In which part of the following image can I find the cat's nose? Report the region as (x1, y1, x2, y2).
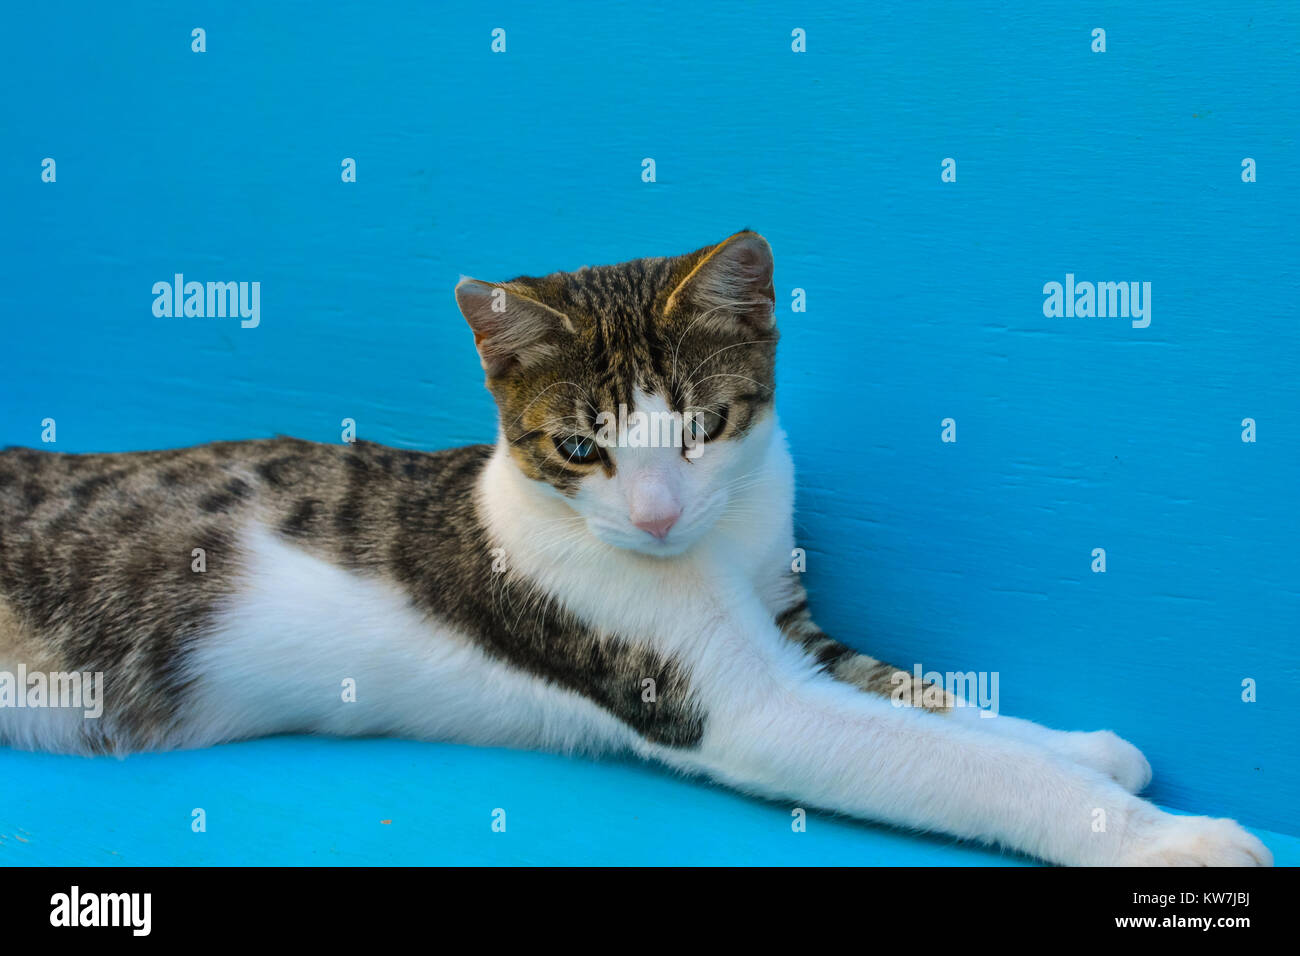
(632, 511, 680, 540)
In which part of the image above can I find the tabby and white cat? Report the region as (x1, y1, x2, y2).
(0, 231, 1270, 866)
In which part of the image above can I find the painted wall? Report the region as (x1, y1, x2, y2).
(2, 2, 1296, 835)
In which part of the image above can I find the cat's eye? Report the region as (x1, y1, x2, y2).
(554, 433, 601, 465)
(685, 406, 728, 444)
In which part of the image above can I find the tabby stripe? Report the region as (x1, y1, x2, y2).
(775, 600, 809, 630)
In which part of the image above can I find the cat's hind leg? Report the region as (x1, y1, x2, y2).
(0, 595, 109, 754)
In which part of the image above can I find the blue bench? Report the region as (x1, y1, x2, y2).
(3, 736, 1296, 865)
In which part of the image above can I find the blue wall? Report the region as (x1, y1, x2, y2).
(2, 2, 1296, 835)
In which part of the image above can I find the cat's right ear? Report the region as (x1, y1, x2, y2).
(454, 278, 575, 378)
(663, 231, 776, 334)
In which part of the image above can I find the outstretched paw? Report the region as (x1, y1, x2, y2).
(1068, 730, 1152, 793)
(1120, 815, 1273, 867)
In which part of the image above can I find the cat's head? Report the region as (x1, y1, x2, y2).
(455, 230, 779, 557)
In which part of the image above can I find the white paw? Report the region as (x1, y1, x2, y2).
(1120, 815, 1273, 867)
(1069, 730, 1152, 793)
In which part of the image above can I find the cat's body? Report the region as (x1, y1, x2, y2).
(0, 232, 1271, 866)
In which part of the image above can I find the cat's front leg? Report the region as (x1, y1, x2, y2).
(660, 599, 1268, 867)
(946, 707, 1153, 795)
(693, 679, 1265, 865)
(771, 578, 955, 713)
(770, 575, 1151, 793)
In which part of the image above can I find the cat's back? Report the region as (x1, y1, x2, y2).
(0, 437, 330, 523)
(0, 436, 485, 532)
(0, 435, 494, 593)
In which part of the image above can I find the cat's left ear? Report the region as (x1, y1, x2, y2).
(664, 230, 775, 333)
(455, 278, 575, 378)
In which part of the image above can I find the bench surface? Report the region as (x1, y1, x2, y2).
(2, 736, 1296, 866)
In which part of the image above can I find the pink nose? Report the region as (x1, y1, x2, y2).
(633, 512, 680, 540)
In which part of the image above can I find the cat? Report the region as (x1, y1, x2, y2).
(0, 231, 1271, 866)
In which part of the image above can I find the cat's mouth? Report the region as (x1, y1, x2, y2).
(585, 516, 703, 558)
